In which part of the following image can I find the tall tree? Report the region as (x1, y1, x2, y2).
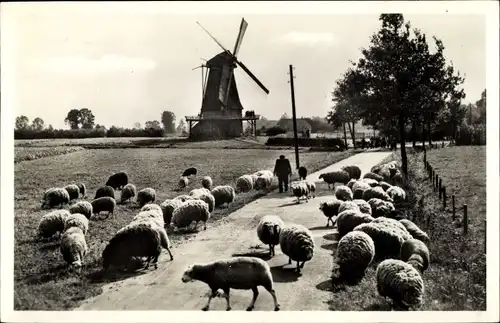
(79, 108, 96, 129)
(32, 117, 45, 131)
(15, 115, 29, 130)
(65, 109, 81, 129)
(176, 119, 187, 133)
(133, 122, 142, 129)
(161, 111, 176, 133)
(145, 120, 161, 129)
(474, 89, 486, 124)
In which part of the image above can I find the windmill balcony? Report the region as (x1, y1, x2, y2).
(185, 114, 260, 121)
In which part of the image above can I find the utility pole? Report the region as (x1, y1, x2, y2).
(288, 64, 300, 170)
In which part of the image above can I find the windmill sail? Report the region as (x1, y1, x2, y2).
(218, 64, 231, 109)
(233, 19, 248, 57)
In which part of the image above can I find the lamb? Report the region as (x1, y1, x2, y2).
(105, 171, 129, 190)
(37, 209, 70, 239)
(160, 198, 184, 227)
(400, 238, 430, 273)
(182, 167, 197, 177)
(335, 185, 353, 201)
(201, 176, 213, 190)
(69, 201, 93, 220)
(181, 257, 280, 311)
(120, 183, 137, 204)
(211, 185, 235, 208)
(76, 182, 87, 198)
(94, 186, 116, 200)
(235, 175, 254, 194)
(171, 199, 211, 231)
(353, 199, 372, 215)
(190, 190, 215, 213)
(64, 184, 80, 201)
(399, 219, 430, 244)
(368, 198, 396, 218)
(363, 172, 384, 182)
(91, 196, 116, 219)
(352, 181, 371, 199)
(178, 176, 189, 190)
(376, 259, 425, 310)
(298, 166, 308, 180)
(174, 194, 192, 202)
(362, 186, 393, 203)
(341, 165, 362, 180)
(338, 201, 361, 214)
(336, 209, 374, 238)
(319, 199, 342, 227)
(291, 181, 309, 204)
(60, 227, 87, 270)
(306, 181, 316, 198)
(256, 215, 285, 256)
(253, 171, 274, 192)
(63, 213, 89, 235)
(318, 170, 350, 189)
(387, 186, 406, 203)
(137, 187, 156, 207)
(279, 224, 315, 273)
(334, 231, 376, 283)
(41, 187, 70, 209)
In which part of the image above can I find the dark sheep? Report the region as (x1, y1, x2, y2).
(182, 167, 197, 177)
(94, 186, 116, 200)
(105, 172, 129, 190)
(298, 166, 308, 180)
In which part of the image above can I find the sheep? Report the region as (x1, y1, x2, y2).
(189, 188, 211, 197)
(318, 170, 350, 189)
(181, 257, 280, 311)
(120, 183, 137, 204)
(370, 164, 383, 174)
(124, 220, 174, 262)
(376, 259, 425, 310)
(387, 186, 406, 203)
(341, 165, 362, 180)
(64, 184, 80, 201)
(160, 198, 184, 227)
(319, 199, 342, 227)
(37, 209, 70, 239)
(60, 227, 87, 270)
(363, 172, 384, 182)
(368, 198, 396, 218)
(94, 186, 116, 200)
(362, 186, 393, 202)
(399, 219, 430, 244)
(336, 210, 374, 238)
(211, 185, 235, 208)
(392, 171, 404, 186)
(306, 181, 316, 198)
(257, 215, 285, 256)
(298, 166, 308, 180)
(378, 181, 393, 191)
(335, 185, 353, 201)
(69, 201, 93, 220)
(279, 224, 315, 274)
(174, 194, 192, 202)
(235, 175, 254, 194)
(137, 187, 156, 207)
(182, 167, 197, 177)
(41, 187, 70, 209)
(178, 176, 189, 190)
(378, 166, 393, 182)
(190, 191, 215, 213)
(334, 231, 375, 283)
(91, 196, 116, 219)
(347, 179, 357, 190)
(140, 203, 163, 218)
(291, 181, 309, 204)
(362, 178, 380, 187)
(401, 238, 430, 273)
(253, 171, 274, 192)
(352, 181, 371, 199)
(105, 171, 129, 190)
(171, 199, 210, 231)
(338, 201, 361, 214)
(132, 209, 164, 228)
(253, 170, 273, 178)
(76, 182, 87, 198)
(63, 213, 89, 235)
(353, 199, 372, 215)
(201, 176, 213, 190)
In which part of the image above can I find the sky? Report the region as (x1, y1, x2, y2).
(3, 2, 488, 129)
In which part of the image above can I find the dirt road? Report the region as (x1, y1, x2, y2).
(76, 151, 392, 311)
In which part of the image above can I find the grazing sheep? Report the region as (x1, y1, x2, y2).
(399, 219, 430, 244)
(306, 181, 316, 198)
(341, 165, 362, 180)
(318, 170, 350, 189)
(189, 188, 211, 197)
(94, 186, 116, 200)
(335, 231, 375, 283)
(257, 215, 285, 256)
(37, 209, 70, 239)
(60, 227, 87, 270)
(64, 184, 80, 201)
(201, 176, 213, 190)
(338, 201, 361, 214)
(171, 199, 211, 231)
(253, 171, 274, 192)
(336, 210, 374, 238)
(181, 257, 280, 311)
(64, 213, 89, 235)
(298, 166, 308, 180)
(120, 183, 137, 204)
(353, 199, 372, 215)
(91, 197, 116, 219)
(211, 185, 235, 208)
(378, 181, 393, 191)
(387, 186, 406, 203)
(362, 178, 380, 187)
(182, 167, 197, 177)
(160, 198, 184, 227)
(376, 259, 425, 309)
(178, 176, 189, 190)
(368, 198, 396, 218)
(69, 201, 93, 220)
(76, 182, 86, 198)
(363, 172, 384, 182)
(253, 170, 273, 178)
(141, 203, 163, 217)
(105, 171, 129, 190)
(401, 238, 430, 273)
(319, 199, 342, 227)
(190, 192, 215, 213)
(291, 181, 309, 204)
(352, 181, 371, 199)
(137, 187, 156, 207)
(335, 185, 353, 201)
(125, 220, 174, 261)
(362, 186, 393, 202)
(174, 194, 192, 202)
(235, 175, 254, 194)
(41, 187, 70, 209)
(279, 224, 315, 274)
(132, 209, 164, 228)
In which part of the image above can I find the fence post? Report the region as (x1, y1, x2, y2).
(484, 219, 487, 254)
(438, 179, 442, 198)
(463, 204, 468, 235)
(452, 195, 456, 220)
(443, 187, 447, 209)
(424, 150, 426, 164)
(435, 174, 438, 191)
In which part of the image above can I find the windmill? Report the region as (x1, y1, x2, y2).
(185, 18, 269, 139)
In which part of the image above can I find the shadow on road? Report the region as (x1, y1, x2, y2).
(277, 201, 301, 208)
(320, 242, 337, 252)
(315, 279, 334, 292)
(270, 265, 300, 283)
(307, 225, 329, 231)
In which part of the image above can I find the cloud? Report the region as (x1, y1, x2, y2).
(39, 54, 156, 74)
(275, 31, 336, 46)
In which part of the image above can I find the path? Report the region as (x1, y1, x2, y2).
(77, 151, 392, 311)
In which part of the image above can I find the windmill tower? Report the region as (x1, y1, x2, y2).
(185, 18, 269, 140)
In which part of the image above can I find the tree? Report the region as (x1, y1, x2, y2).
(65, 109, 81, 129)
(32, 117, 45, 131)
(474, 89, 486, 124)
(133, 122, 142, 129)
(15, 115, 29, 130)
(161, 111, 176, 133)
(79, 108, 95, 129)
(145, 120, 161, 129)
(176, 119, 187, 133)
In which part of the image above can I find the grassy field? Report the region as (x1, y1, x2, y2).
(322, 146, 486, 311)
(14, 147, 355, 310)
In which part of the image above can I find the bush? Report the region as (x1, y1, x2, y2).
(265, 137, 347, 150)
(265, 126, 287, 137)
(455, 123, 486, 146)
(14, 127, 164, 140)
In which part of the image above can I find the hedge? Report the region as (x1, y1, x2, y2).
(265, 137, 347, 150)
(14, 127, 164, 140)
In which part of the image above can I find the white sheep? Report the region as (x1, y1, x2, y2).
(363, 172, 384, 182)
(399, 219, 430, 244)
(174, 194, 192, 202)
(318, 170, 350, 189)
(123, 220, 173, 261)
(37, 209, 70, 239)
(362, 178, 380, 187)
(319, 199, 343, 227)
(386, 186, 406, 203)
(63, 213, 89, 235)
(400, 238, 430, 273)
(201, 176, 213, 190)
(353, 199, 372, 215)
(76, 182, 87, 198)
(338, 201, 361, 214)
(171, 199, 211, 231)
(64, 184, 80, 201)
(41, 187, 70, 209)
(137, 188, 156, 207)
(91, 196, 116, 219)
(335, 185, 353, 201)
(362, 186, 393, 202)
(291, 181, 309, 204)
(336, 209, 374, 238)
(120, 183, 137, 204)
(160, 198, 184, 227)
(279, 224, 315, 274)
(253, 171, 274, 192)
(190, 191, 215, 213)
(378, 181, 393, 191)
(69, 201, 93, 220)
(189, 188, 211, 197)
(334, 231, 375, 283)
(181, 257, 280, 311)
(132, 209, 164, 228)
(235, 175, 254, 194)
(178, 176, 189, 190)
(60, 226, 87, 270)
(347, 179, 357, 190)
(141, 203, 163, 217)
(211, 185, 235, 208)
(306, 181, 316, 198)
(352, 181, 371, 199)
(368, 198, 396, 218)
(257, 215, 285, 256)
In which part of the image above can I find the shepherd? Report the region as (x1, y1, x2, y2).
(273, 155, 292, 193)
